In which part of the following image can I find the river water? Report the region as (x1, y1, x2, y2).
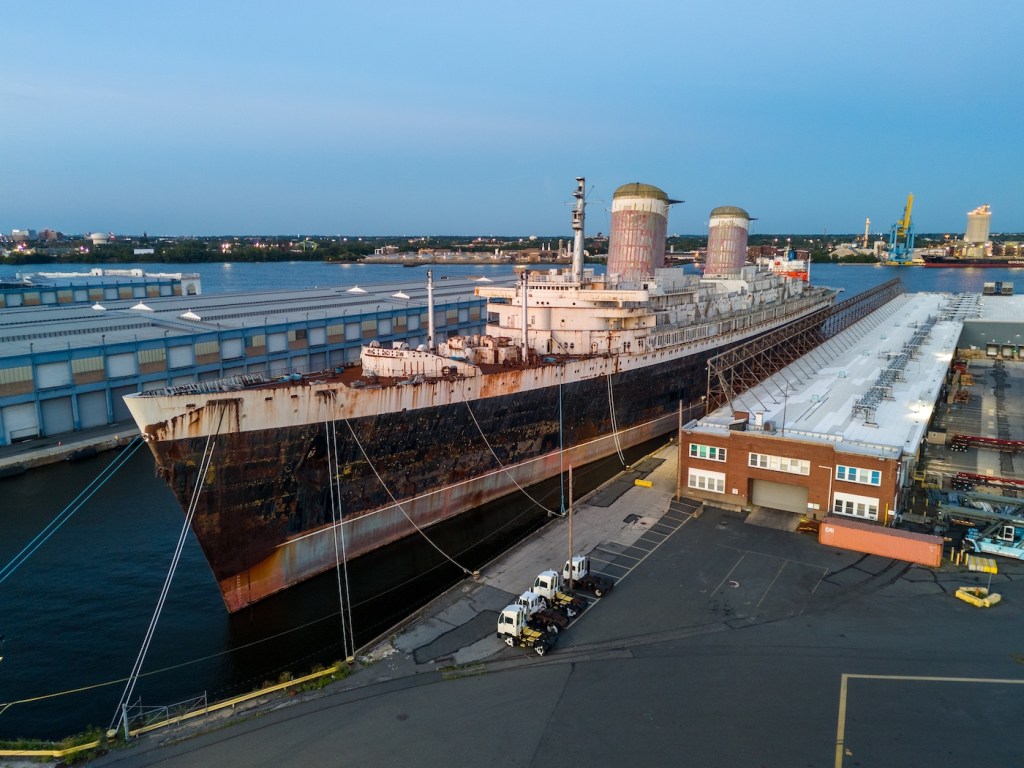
(0, 261, 1020, 739)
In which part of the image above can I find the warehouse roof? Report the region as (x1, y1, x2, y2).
(687, 292, 971, 459)
(0, 275, 511, 357)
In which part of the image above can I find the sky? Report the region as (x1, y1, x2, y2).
(3, 1, 1023, 237)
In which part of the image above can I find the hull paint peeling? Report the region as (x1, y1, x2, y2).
(125, 178, 837, 612)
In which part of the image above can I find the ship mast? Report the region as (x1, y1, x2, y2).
(520, 269, 529, 360)
(571, 176, 585, 281)
(427, 269, 435, 350)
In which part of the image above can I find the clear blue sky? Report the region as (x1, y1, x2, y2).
(4, 1, 1022, 237)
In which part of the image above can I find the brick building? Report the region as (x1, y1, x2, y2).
(678, 292, 963, 526)
(680, 421, 902, 523)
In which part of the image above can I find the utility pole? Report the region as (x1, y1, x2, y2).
(567, 465, 574, 592)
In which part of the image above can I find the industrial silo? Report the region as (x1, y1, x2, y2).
(703, 206, 751, 278)
(965, 204, 991, 244)
(607, 182, 674, 282)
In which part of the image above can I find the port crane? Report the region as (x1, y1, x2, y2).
(886, 194, 915, 265)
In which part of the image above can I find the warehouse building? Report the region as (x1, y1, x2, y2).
(0, 274, 501, 446)
(678, 291, 979, 524)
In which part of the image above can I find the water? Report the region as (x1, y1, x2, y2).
(6, 259, 1021, 297)
(0, 260, 1017, 739)
(3, 260, 544, 295)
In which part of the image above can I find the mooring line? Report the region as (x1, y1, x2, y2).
(343, 419, 471, 576)
(0, 437, 144, 586)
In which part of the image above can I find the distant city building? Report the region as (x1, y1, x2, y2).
(134, 248, 156, 256)
(89, 232, 110, 246)
(11, 229, 37, 242)
(966, 204, 992, 245)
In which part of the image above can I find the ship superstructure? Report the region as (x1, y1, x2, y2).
(124, 178, 837, 612)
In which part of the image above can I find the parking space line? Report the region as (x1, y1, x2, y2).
(715, 542, 833, 574)
(660, 514, 690, 525)
(592, 551, 643, 563)
(592, 560, 632, 572)
(644, 527, 671, 537)
(710, 553, 746, 598)
(581, 506, 698, 593)
(834, 673, 1024, 768)
(756, 560, 786, 608)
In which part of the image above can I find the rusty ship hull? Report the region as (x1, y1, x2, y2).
(125, 176, 837, 613)
(128, 295, 829, 612)
(146, 355, 705, 611)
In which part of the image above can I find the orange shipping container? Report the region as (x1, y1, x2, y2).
(818, 516, 943, 567)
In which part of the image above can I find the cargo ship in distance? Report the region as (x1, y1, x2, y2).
(922, 205, 1024, 267)
(922, 253, 1024, 268)
(124, 179, 838, 612)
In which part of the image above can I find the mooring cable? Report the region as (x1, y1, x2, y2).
(463, 398, 562, 517)
(0, 437, 144, 586)
(329, 420, 357, 659)
(110, 409, 224, 733)
(322, 411, 355, 661)
(606, 370, 626, 464)
(343, 419, 472, 576)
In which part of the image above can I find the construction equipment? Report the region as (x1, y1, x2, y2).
(963, 522, 1024, 560)
(885, 194, 916, 265)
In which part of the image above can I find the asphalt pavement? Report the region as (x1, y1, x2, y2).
(82, 441, 1024, 768)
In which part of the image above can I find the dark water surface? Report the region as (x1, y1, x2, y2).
(0, 261, 1018, 738)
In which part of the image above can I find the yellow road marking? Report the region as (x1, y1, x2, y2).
(835, 673, 1024, 768)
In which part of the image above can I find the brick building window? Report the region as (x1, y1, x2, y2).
(748, 452, 810, 476)
(832, 491, 880, 521)
(689, 443, 727, 462)
(836, 465, 882, 486)
(688, 469, 725, 493)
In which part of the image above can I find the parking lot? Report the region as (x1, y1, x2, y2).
(92, 472, 1024, 768)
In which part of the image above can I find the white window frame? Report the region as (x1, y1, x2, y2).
(832, 491, 880, 521)
(689, 443, 727, 462)
(748, 452, 810, 476)
(688, 468, 726, 494)
(836, 464, 882, 486)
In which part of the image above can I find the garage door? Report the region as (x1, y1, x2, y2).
(111, 385, 136, 422)
(41, 397, 74, 436)
(751, 479, 808, 515)
(78, 390, 108, 428)
(3, 402, 38, 442)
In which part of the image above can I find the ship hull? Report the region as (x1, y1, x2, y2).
(131, 293, 833, 612)
(143, 349, 715, 611)
(923, 256, 1024, 268)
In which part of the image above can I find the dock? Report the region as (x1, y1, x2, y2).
(75, 437, 1024, 768)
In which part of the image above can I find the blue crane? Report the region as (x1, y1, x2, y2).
(886, 194, 915, 265)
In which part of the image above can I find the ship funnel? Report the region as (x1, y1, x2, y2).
(703, 206, 751, 278)
(607, 182, 674, 283)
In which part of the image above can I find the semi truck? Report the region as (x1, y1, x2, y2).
(514, 591, 570, 632)
(532, 570, 587, 617)
(563, 555, 615, 597)
(496, 604, 556, 656)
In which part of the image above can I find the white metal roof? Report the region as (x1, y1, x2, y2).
(689, 292, 971, 459)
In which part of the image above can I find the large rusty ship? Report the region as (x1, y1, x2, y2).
(124, 179, 837, 612)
